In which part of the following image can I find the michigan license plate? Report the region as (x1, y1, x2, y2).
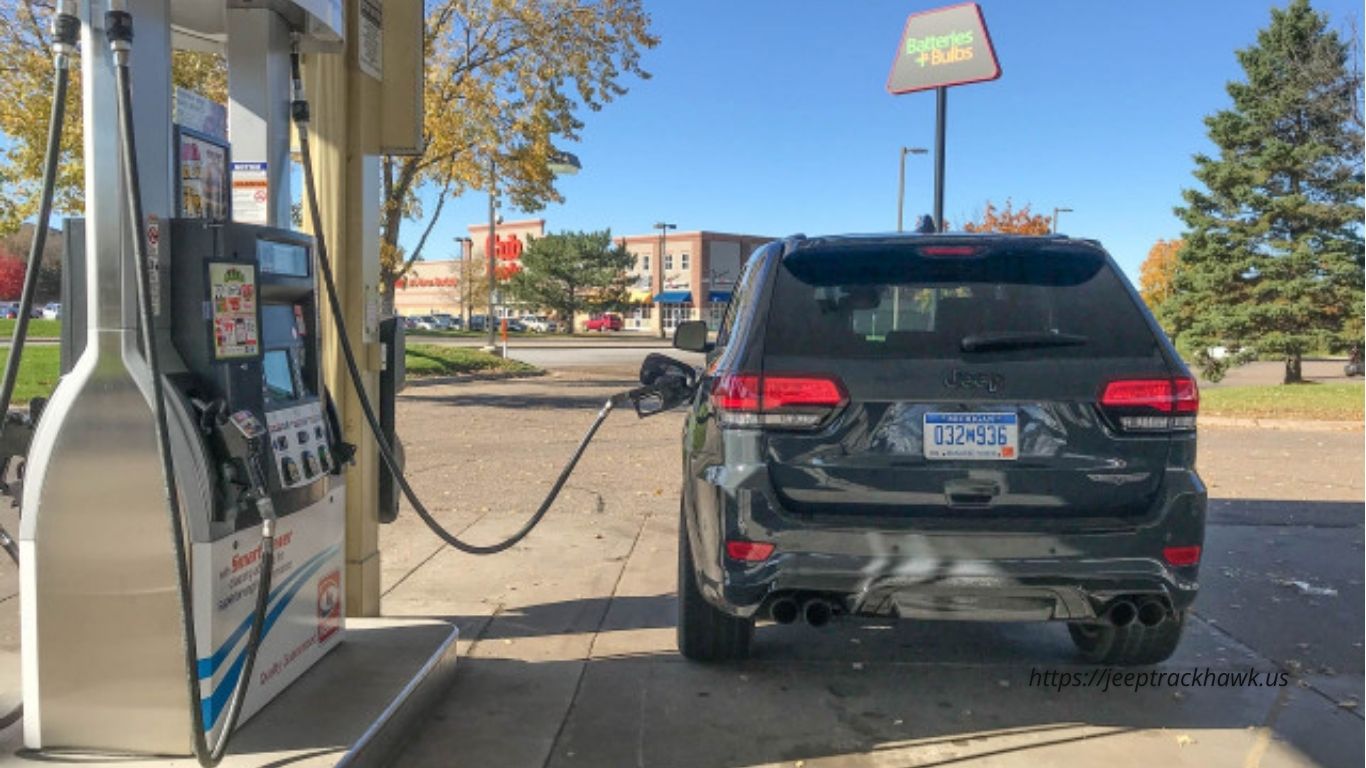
(924, 413, 1018, 460)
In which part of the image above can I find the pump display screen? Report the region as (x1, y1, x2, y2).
(258, 239, 310, 277)
(263, 349, 296, 400)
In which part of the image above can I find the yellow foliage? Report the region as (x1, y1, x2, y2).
(1139, 238, 1183, 308)
(0, 2, 228, 233)
(380, 0, 657, 294)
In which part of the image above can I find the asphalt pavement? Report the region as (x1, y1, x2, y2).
(379, 367, 1365, 768)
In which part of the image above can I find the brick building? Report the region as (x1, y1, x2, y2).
(391, 219, 773, 334)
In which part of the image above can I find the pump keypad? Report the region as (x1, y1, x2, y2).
(266, 403, 331, 489)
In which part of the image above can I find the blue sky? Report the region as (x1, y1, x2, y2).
(406, 0, 1363, 280)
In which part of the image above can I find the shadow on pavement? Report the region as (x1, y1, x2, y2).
(399, 606, 1363, 768)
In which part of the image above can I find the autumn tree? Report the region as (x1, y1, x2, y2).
(506, 230, 633, 331)
(1170, 0, 1363, 384)
(448, 245, 490, 325)
(0, 257, 27, 301)
(1138, 238, 1183, 310)
(961, 199, 1053, 235)
(0, 1, 227, 234)
(379, 1, 657, 314)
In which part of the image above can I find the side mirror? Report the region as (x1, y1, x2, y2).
(673, 320, 712, 353)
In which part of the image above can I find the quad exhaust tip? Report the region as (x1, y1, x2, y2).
(770, 597, 799, 625)
(1137, 597, 1169, 627)
(1105, 599, 1137, 628)
(802, 598, 833, 628)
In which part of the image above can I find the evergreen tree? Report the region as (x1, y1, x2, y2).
(507, 231, 634, 332)
(1170, 0, 1363, 383)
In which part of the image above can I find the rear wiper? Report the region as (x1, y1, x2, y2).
(960, 331, 1088, 353)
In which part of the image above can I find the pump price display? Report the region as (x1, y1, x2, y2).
(209, 262, 260, 359)
(886, 3, 1001, 95)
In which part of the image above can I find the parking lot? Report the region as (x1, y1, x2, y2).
(378, 364, 1364, 768)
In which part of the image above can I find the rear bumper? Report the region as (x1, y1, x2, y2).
(689, 465, 1206, 622)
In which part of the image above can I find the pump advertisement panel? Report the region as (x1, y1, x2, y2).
(192, 490, 346, 735)
(886, 2, 1001, 94)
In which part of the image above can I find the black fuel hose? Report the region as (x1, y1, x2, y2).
(107, 6, 273, 765)
(0, 2, 79, 569)
(290, 45, 651, 555)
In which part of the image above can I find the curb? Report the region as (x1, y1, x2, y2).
(402, 369, 547, 388)
(1200, 415, 1363, 431)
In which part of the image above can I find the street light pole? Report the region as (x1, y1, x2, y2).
(654, 221, 676, 339)
(1052, 206, 1074, 234)
(460, 237, 473, 328)
(485, 157, 499, 352)
(897, 146, 928, 232)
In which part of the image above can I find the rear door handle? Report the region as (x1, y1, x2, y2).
(945, 478, 1000, 506)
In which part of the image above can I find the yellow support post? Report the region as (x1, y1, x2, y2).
(301, 1, 423, 617)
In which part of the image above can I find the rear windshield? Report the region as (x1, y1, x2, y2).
(765, 246, 1158, 359)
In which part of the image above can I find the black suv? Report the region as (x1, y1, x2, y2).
(663, 233, 1205, 665)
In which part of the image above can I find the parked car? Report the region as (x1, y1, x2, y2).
(662, 233, 1204, 666)
(468, 315, 488, 332)
(585, 313, 623, 332)
(402, 316, 418, 330)
(41, 303, 60, 320)
(0, 303, 17, 320)
(408, 315, 438, 331)
(429, 313, 458, 330)
(519, 315, 557, 333)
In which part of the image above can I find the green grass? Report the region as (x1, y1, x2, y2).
(1202, 382, 1364, 421)
(0, 344, 534, 408)
(0, 319, 62, 339)
(404, 344, 539, 377)
(0, 346, 62, 404)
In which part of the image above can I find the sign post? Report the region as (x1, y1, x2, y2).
(886, 3, 1001, 231)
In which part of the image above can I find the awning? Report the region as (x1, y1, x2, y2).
(654, 291, 692, 304)
(707, 290, 732, 303)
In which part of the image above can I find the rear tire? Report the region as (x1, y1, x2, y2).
(677, 508, 753, 662)
(1068, 609, 1186, 666)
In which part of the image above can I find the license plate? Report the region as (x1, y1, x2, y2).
(924, 412, 1018, 461)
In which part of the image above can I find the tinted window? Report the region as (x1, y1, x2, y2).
(715, 247, 766, 349)
(765, 246, 1157, 359)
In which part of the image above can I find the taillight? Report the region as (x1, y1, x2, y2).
(1099, 377, 1199, 432)
(725, 540, 775, 562)
(712, 373, 847, 429)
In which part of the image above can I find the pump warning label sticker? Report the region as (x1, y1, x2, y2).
(209, 262, 259, 359)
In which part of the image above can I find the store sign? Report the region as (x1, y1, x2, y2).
(886, 3, 1000, 94)
(487, 234, 524, 260)
(396, 276, 458, 290)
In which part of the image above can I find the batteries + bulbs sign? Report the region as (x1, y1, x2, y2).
(886, 3, 1000, 94)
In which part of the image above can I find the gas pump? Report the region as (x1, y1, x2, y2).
(15, 0, 349, 760)
(5, 0, 694, 763)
